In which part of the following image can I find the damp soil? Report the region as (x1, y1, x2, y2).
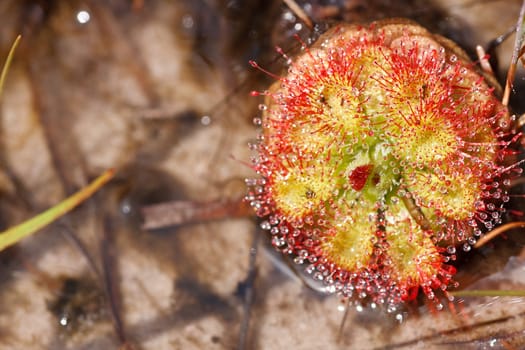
(0, 1, 524, 349)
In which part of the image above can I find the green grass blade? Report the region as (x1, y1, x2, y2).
(0, 168, 115, 251)
(451, 289, 525, 298)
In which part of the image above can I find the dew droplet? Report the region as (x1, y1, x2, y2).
(260, 221, 271, 230)
(76, 10, 91, 24)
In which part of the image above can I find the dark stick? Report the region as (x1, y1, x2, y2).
(238, 227, 260, 350)
(101, 216, 135, 349)
(59, 224, 102, 280)
(141, 197, 252, 230)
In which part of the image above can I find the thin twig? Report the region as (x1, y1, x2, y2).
(282, 0, 314, 30)
(238, 228, 260, 350)
(141, 197, 252, 230)
(101, 216, 136, 349)
(502, 0, 525, 106)
(474, 221, 525, 248)
(59, 225, 101, 280)
(485, 25, 516, 54)
(337, 298, 352, 343)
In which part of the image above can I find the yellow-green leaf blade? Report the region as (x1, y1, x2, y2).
(0, 168, 115, 251)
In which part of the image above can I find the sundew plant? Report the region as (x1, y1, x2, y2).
(247, 18, 522, 311)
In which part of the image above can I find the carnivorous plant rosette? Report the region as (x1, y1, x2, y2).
(246, 19, 518, 310)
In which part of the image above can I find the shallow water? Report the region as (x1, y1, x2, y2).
(0, 1, 524, 349)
